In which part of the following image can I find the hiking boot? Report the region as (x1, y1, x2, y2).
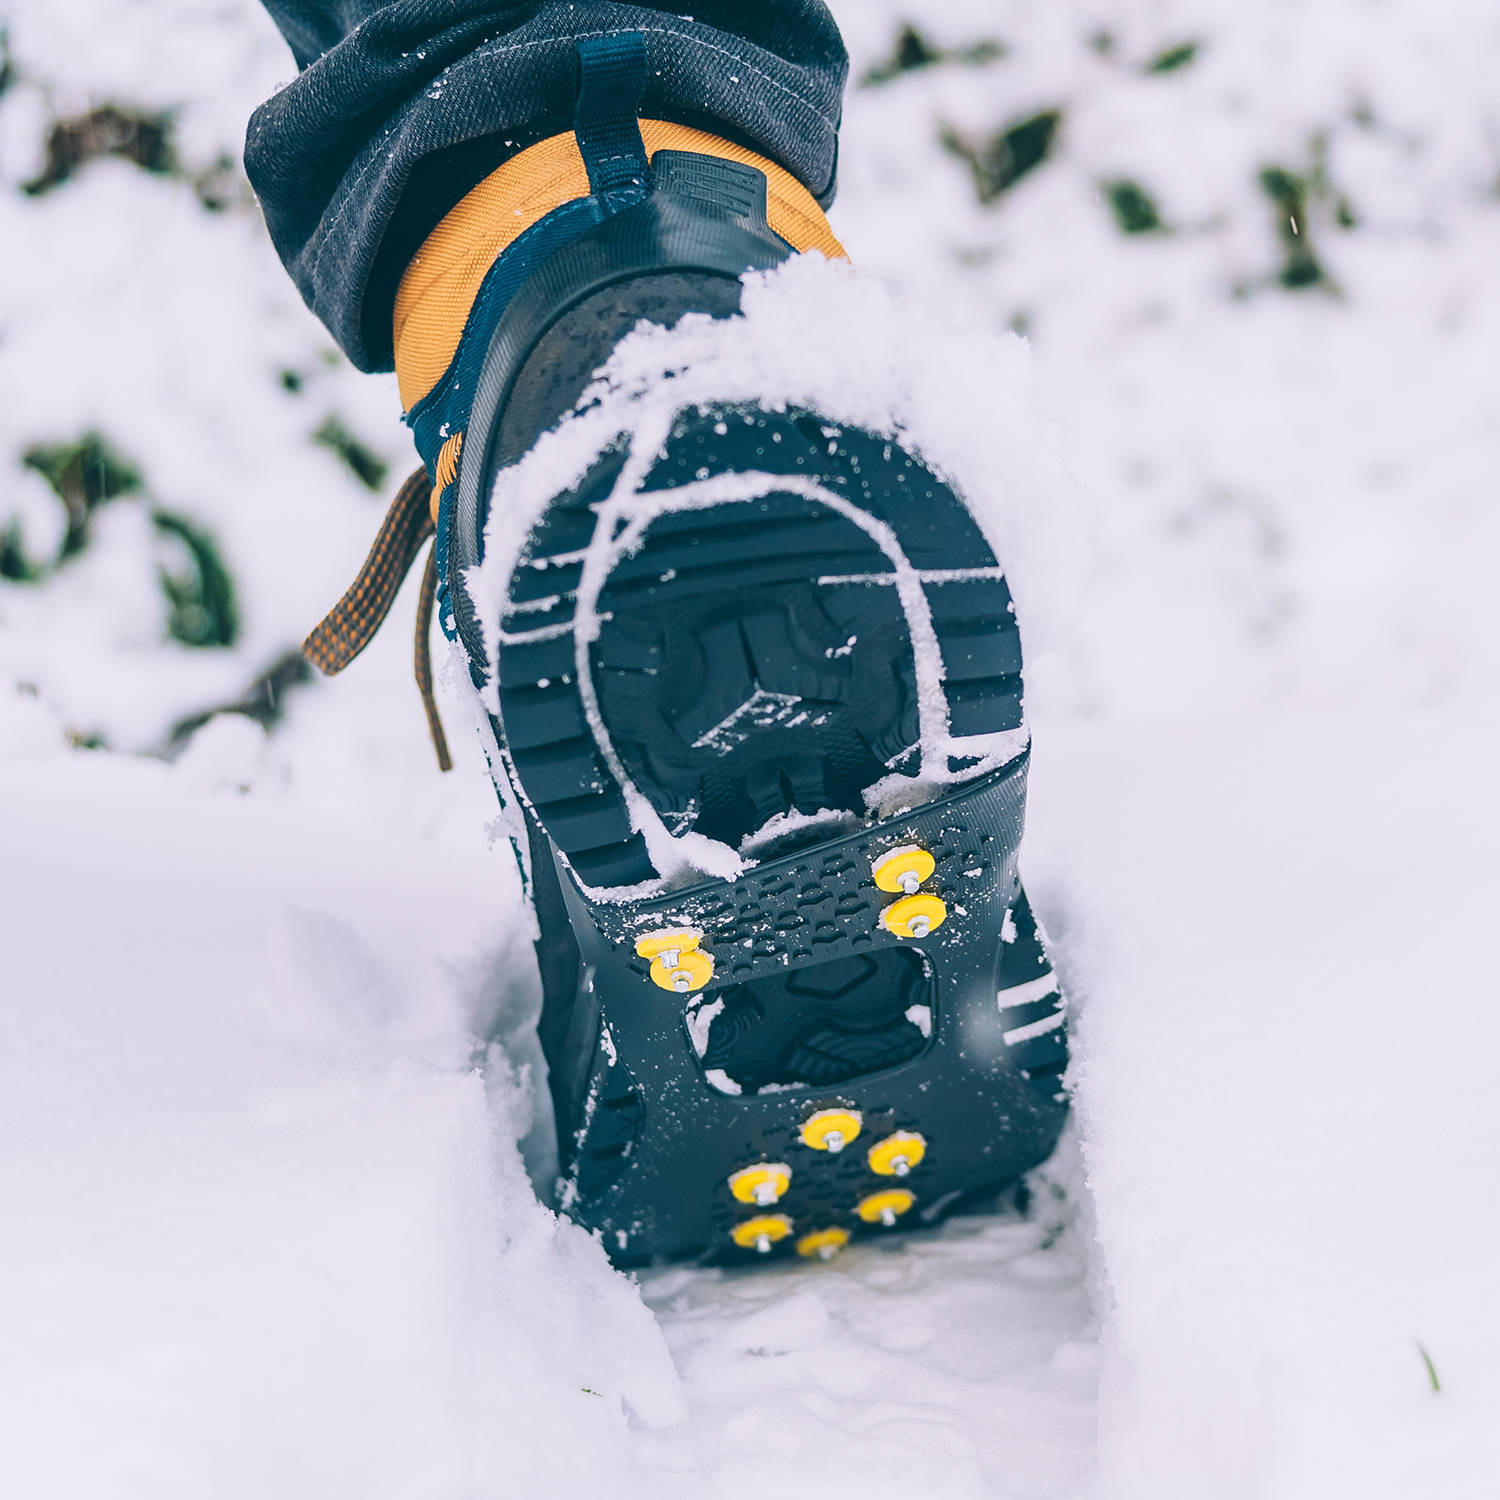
(310, 33, 1069, 1265)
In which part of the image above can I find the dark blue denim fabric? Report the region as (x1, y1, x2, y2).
(246, 1, 847, 371)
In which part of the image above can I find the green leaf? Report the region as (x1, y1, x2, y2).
(1104, 178, 1164, 234)
(313, 415, 389, 492)
(862, 25, 1004, 87)
(153, 510, 239, 649)
(943, 110, 1062, 205)
(22, 431, 142, 559)
(1146, 42, 1199, 74)
(0, 520, 41, 582)
(1258, 165, 1326, 289)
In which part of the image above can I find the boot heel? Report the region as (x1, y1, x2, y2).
(552, 764, 1067, 1264)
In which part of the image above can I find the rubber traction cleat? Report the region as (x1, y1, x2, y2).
(797, 1227, 851, 1260)
(871, 846, 936, 895)
(728, 1162, 792, 1206)
(857, 1188, 915, 1227)
(801, 1108, 863, 1154)
(732, 1214, 793, 1253)
(634, 928, 714, 993)
(880, 893, 948, 940)
(867, 1130, 926, 1178)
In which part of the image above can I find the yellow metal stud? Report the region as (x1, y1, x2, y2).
(867, 1130, 926, 1178)
(728, 1162, 792, 1206)
(796, 1227, 851, 1261)
(730, 1214, 793, 1254)
(856, 1188, 915, 1227)
(871, 845, 936, 895)
(650, 949, 713, 992)
(633, 928, 701, 960)
(634, 928, 715, 993)
(800, 1107, 862, 1153)
(880, 892, 947, 940)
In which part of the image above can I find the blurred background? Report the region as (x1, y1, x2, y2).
(5, 0, 1497, 787)
(3, 3, 1497, 1497)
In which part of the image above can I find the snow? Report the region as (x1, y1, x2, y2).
(4, 0, 1500, 1495)
(0, 753, 684, 1498)
(687, 997, 727, 1058)
(632, 1188, 1095, 1497)
(1027, 712, 1500, 1498)
(738, 805, 860, 858)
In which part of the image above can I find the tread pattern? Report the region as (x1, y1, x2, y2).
(496, 406, 1025, 886)
(700, 948, 932, 1092)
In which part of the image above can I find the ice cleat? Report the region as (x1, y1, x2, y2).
(871, 846, 937, 895)
(857, 1188, 916, 1228)
(731, 1214, 794, 1255)
(727, 1162, 793, 1207)
(796, 1226, 851, 1261)
(634, 929, 714, 994)
(867, 1130, 926, 1178)
(800, 1108, 862, 1155)
(311, 32, 1070, 1266)
(538, 784, 1068, 1262)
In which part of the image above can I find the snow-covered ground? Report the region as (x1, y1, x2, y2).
(3, 2, 1498, 1495)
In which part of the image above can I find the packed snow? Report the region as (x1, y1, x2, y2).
(3, 1, 1499, 1496)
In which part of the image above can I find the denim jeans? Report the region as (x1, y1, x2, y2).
(246, 1, 848, 371)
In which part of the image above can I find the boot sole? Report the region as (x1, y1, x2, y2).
(492, 405, 1069, 1264)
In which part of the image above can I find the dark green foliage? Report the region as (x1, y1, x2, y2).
(1104, 178, 1164, 234)
(313, 415, 388, 491)
(279, 368, 304, 394)
(0, 521, 39, 581)
(1259, 165, 1325, 288)
(0, 27, 14, 99)
(1146, 41, 1199, 74)
(862, 24, 1004, 86)
(167, 650, 313, 748)
(23, 105, 177, 196)
(1298, 134, 1359, 231)
(13, 432, 243, 652)
(153, 511, 239, 648)
(22, 431, 142, 558)
(19, 101, 248, 211)
(942, 110, 1062, 204)
(867, 23, 939, 80)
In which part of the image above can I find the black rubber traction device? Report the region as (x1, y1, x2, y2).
(450, 150, 1070, 1265)
(551, 772, 1069, 1265)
